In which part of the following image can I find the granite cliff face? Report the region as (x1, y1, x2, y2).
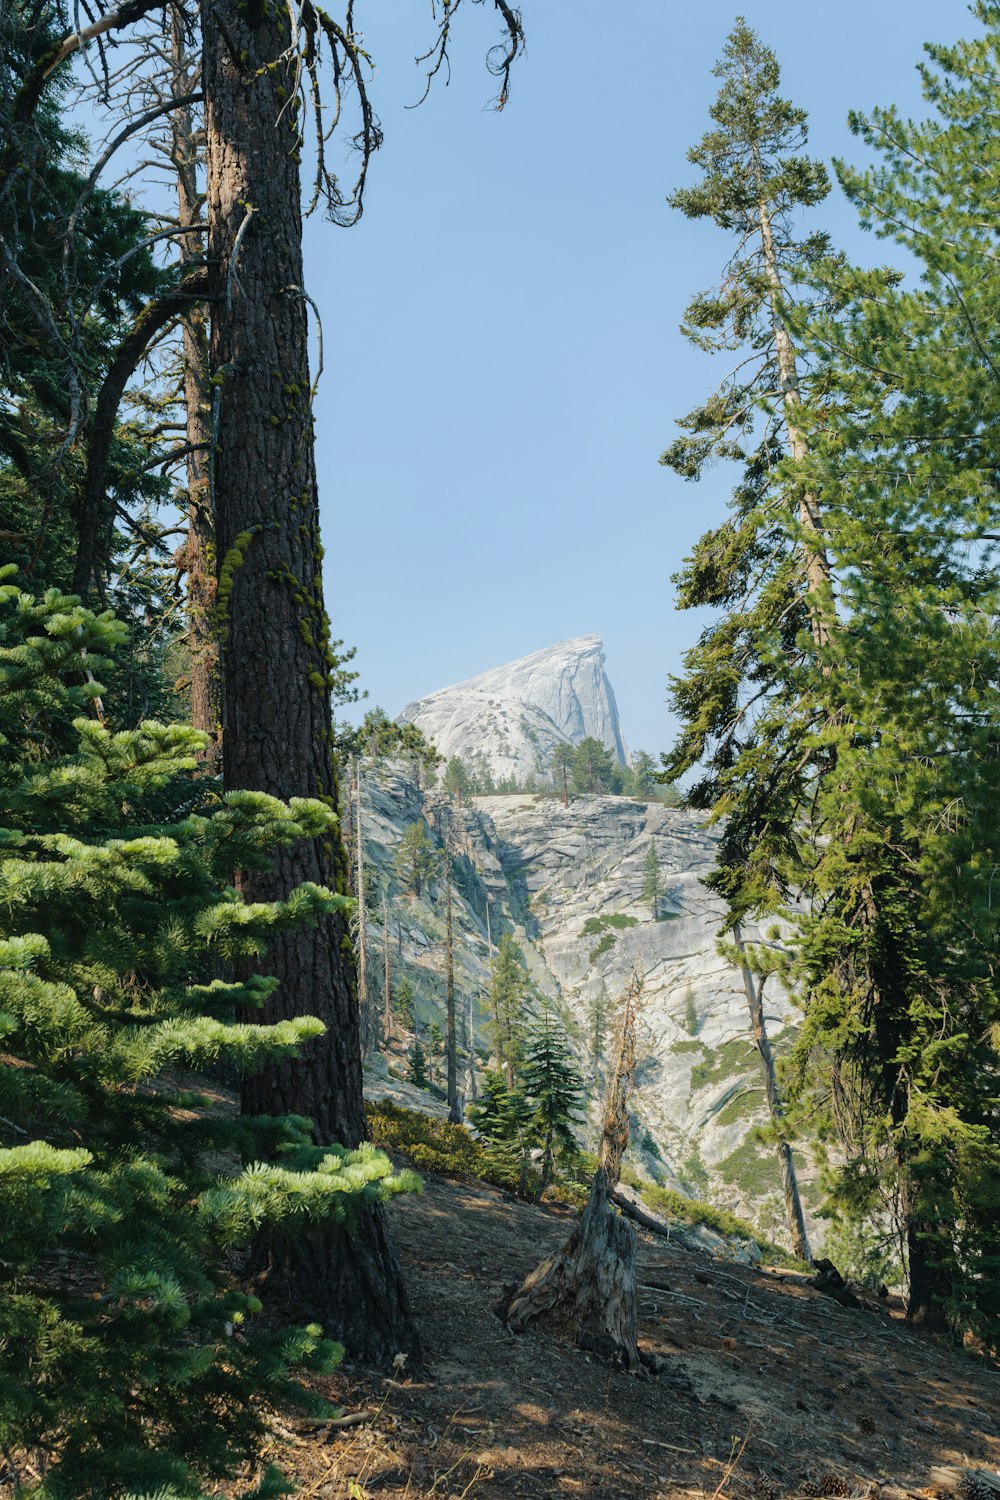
(397, 636, 629, 785)
(356, 762, 815, 1246)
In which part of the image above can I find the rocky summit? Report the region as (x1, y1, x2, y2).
(397, 635, 629, 786)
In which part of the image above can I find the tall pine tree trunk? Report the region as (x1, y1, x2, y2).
(171, 14, 219, 768)
(733, 923, 811, 1264)
(200, 0, 417, 1364)
(754, 188, 832, 650)
(355, 760, 374, 1058)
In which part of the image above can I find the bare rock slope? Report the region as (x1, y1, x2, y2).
(358, 762, 809, 1238)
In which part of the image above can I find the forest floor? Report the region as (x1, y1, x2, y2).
(273, 1172, 1000, 1500)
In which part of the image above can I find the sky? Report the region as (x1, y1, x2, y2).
(301, 2, 975, 754)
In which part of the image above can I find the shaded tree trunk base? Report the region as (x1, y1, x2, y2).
(499, 1170, 644, 1373)
(251, 1205, 421, 1369)
(905, 1222, 954, 1337)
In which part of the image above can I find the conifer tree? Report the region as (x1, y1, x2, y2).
(407, 1038, 429, 1089)
(395, 975, 415, 1031)
(586, 983, 609, 1075)
(394, 820, 436, 898)
(0, 575, 415, 1493)
(571, 737, 622, 796)
(468, 1068, 532, 1195)
(488, 934, 531, 1088)
(661, 16, 825, 1269)
(550, 742, 573, 806)
(642, 841, 662, 920)
(428, 1021, 443, 1088)
(665, 11, 1000, 1334)
(443, 756, 471, 806)
(522, 1006, 585, 1199)
(773, 5, 1000, 1334)
(623, 750, 659, 800)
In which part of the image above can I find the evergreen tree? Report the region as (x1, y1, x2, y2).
(407, 1038, 429, 1089)
(642, 841, 662, 920)
(774, 6, 1000, 1335)
(571, 737, 622, 796)
(395, 974, 415, 1030)
(487, 934, 531, 1088)
(665, 12, 1000, 1334)
(335, 706, 440, 775)
(394, 820, 436, 898)
(442, 756, 471, 805)
(0, 3, 186, 723)
(659, 17, 838, 1268)
(660, 18, 839, 907)
(586, 983, 609, 1074)
(623, 750, 659, 800)
(0, 576, 415, 1493)
(468, 1068, 532, 1195)
(521, 1006, 585, 1199)
(550, 742, 574, 806)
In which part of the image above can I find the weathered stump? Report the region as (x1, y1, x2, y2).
(500, 1168, 642, 1371)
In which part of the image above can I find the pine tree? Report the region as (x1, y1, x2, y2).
(407, 1038, 429, 1089)
(642, 841, 662, 920)
(664, 11, 1000, 1335)
(774, 5, 1000, 1335)
(570, 737, 622, 796)
(0, 576, 416, 1493)
(660, 17, 834, 1272)
(488, 934, 530, 1088)
(586, 983, 609, 1074)
(394, 820, 436, 898)
(521, 1004, 585, 1200)
(395, 975, 415, 1030)
(442, 756, 471, 806)
(623, 750, 659, 800)
(468, 1068, 532, 1195)
(441, 843, 461, 1122)
(550, 742, 573, 806)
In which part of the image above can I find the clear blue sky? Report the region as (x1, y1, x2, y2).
(308, 2, 973, 755)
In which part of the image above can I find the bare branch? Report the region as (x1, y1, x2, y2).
(74, 267, 210, 598)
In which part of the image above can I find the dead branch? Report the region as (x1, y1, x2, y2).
(73, 267, 210, 597)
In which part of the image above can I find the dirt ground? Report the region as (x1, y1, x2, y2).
(273, 1173, 1000, 1500)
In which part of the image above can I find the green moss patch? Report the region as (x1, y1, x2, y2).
(689, 1038, 756, 1093)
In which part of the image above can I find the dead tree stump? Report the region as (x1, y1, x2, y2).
(499, 970, 648, 1371)
(500, 1168, 642, 1371)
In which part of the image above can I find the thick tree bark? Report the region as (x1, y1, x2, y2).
(200, 0, 417, 1364)
(355, 761, 373, 1058)
(502, 1169, 642, 1370)
(733, 923, 811, 1264)
(171, 15, 220, 767)
(903, 1185, 951, 1333)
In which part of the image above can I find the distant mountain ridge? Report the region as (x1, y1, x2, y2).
(398, 635, 629, 785)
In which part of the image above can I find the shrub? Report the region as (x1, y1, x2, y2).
(580, 914, 639, 937)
